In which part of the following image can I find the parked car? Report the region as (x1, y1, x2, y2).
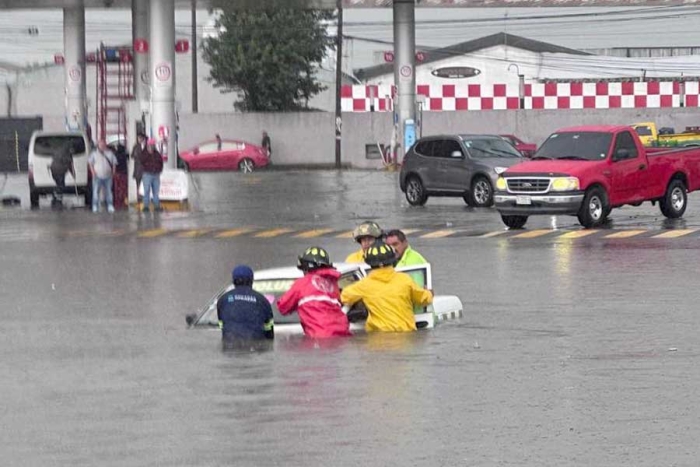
(399, 134, 523, 207)
(28, 131, 91, 208)
(500, 134, 537, 158)
(186, 262, 464, 335)
(494, 125, 700, 229)
(179, 139, 269, 173)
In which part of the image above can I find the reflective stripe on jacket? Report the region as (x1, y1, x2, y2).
(340, 266, 433, 333)
(277, 268, 351, 338)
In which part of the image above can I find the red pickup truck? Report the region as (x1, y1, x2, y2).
(494, 125, 700, 228)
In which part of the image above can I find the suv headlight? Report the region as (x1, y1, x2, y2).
(550, 177, 580, 191)
(496, 177, 507, 190)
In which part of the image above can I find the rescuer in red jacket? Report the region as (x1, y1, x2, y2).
(277, 247, 352, 338)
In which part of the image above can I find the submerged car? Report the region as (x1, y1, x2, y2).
(186, 263, 463, 335)
(179, 139, 269, 173)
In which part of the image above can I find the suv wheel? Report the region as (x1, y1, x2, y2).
(469, 176, 494, 207)
(405, 176, 428, 206)
(577, 187, 608, 228)
(660, 179, 687, 219)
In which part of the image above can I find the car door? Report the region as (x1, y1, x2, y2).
(196, 143, 219, 169)
(411, 139, 441, 191)
(438, 138, 471, 191)
(609, 131, 644, 205)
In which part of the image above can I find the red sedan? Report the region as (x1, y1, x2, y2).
(500, 134, 537, 158)
(180, 139, 269, 172)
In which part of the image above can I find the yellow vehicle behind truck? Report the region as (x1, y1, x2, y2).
(632, 122, 700, 147)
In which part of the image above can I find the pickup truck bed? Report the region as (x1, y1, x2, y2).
(494, 125, 700, 228)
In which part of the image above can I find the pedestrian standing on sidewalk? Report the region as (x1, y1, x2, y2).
(141, 138, 164, 213)
(112, 143, 129, 210)
(88, 139, 117, 213)
(131, 132, 146, 200)
(261, 130, 272, 162)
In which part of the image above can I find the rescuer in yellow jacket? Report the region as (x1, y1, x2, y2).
(345, 221, 383, 263)
(341, 240, 433, 332)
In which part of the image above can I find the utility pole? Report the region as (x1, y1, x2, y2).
(334, 0, 343, 169)
(191, 0, 199, 113)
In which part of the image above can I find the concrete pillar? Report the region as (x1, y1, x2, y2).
(132, 0, 150, 108)
(393, 0, 416, 160)
(63, 5, 87, 131)
(149, 0, 177, 169)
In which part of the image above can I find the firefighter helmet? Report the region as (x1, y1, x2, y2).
(297, 246, 333, 271)
(363, 240, 397, 268)
(352, 221, 383, 243)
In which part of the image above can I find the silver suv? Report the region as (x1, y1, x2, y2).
(399, 135, 523, 207)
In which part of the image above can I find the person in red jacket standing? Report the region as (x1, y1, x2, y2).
(277, 247, 351, 338)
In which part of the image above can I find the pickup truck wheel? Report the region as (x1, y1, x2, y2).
(405, 176, 428, 206)
(577, 187, 608, 228)
(501, 214, 528, 229)
(660, 179, 687, 219)
(469, 176, 494, 207)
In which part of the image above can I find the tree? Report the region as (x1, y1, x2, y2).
(203, 6, 335, 112)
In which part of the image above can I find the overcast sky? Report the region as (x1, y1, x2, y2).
(1, 6, 699, 73)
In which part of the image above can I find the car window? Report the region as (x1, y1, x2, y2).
(222, 142, 245, 151)
(33, 136, 86, 157)
(634, 126, 652, 136)
(463, 137, 521, 159)
(414, 140, 435, 157)
(535, 132, 613, 161)
(198, 143, 219, 154)
(339, 272, 361, 289)
(613, 131, 639, 160)
(441, 139, 463, 158)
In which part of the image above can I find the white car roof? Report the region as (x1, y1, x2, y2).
(31, 131, 86, 138)
(253, 262, 363, 280)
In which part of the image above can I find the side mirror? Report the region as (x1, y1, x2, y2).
(614, 148, 630, 161)
(185, 314, 196, 326)
(450, 150, 463, 158)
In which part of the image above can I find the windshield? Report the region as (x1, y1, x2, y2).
(534, 132, 612, 161)
(34, 136, 86, 157)
(634, 126, 652, 136)
(462, 137, 522, 158)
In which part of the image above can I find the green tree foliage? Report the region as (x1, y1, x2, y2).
(203, 6, 335, 111)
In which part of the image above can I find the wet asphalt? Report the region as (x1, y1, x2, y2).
(2, 171, 700, 466)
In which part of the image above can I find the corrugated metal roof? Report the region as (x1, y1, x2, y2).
(355, 32, 591, 81)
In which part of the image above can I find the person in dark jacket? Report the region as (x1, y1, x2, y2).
(50, 142, 76, 204)
(217, 265, 274, 343)
(140, 138, 164, 213)
(261, 130, 271, 161)
(111, 143, 129, 210)
(131, 133, 146, 199)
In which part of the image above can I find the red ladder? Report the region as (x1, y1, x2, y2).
(96, 44, 134, 144)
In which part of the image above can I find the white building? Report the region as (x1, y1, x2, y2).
(355, 32, 700, 89)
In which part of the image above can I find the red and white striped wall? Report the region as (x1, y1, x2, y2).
(341, 82, 700, 112)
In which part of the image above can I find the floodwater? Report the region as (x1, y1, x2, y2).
(2, 231, 700, 466)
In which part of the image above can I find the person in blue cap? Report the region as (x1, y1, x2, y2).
(216, 265, 274, 342)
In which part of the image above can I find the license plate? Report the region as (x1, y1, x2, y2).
(516, 196, 532, 205)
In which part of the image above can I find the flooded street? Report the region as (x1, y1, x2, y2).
(2, 171, 700, 466)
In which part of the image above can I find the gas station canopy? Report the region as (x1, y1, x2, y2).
(1, 0, 699, 8)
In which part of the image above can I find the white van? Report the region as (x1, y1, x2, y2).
(28, 131, 91, 208)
